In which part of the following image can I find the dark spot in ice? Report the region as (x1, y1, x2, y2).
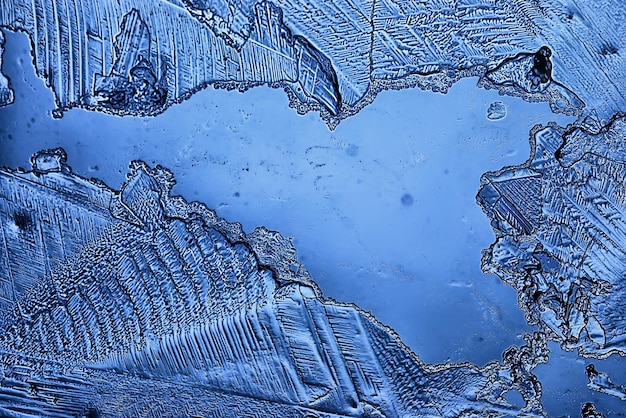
(527, 46, 552, 87)
(532, 290, 542, 302)
(586, 363, 599, 378)
(600, 43, 618, 56)
(345, 144, 359, 157)
(533, 251, 560, 270)
(234, 192, 240, 197)
(85, 408, 101, 418)
(401, 193, 414, 207)
(581, 402, 603, 418)
(533, 47, 552, 76)
(13, 212, 32, 230)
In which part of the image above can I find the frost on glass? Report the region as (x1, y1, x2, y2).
(581, 402, 606, 418)
(0, 149, 552, 417)
(586, 364, 626, 401)
(0, 0, 341, 118)
(1, 0, 625, 125)
(486, 101, 507, 121)
(1, 0, 626, 415)
(0, 29, 12, 106)
(478, 115, 626, 359)
(477, 46, 583, 116)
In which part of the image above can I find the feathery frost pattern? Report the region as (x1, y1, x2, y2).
(0, 149, 549, 417)
(478, 115, 626, 359)
(2, 0, 626, 126)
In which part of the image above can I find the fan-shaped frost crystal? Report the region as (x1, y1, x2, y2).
(0, 149, 549, 417)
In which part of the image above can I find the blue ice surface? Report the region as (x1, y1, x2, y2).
(0, 29, 625, 416)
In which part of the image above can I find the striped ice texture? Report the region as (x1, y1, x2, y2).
(1, 0, 625, 124)
(0, 0, 341, 118)
(0, 29, 12, 106)
(478, 115, 626, 359)
(0, 149, 548, 417)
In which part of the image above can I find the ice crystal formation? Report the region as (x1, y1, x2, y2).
(478, 114, 626, 359)
(581, 403, 605, 418)
(1, 0, 625, 125)
(586, 364, 626, 401)
(0, 29, 12, 106)
(486, 101, 507, 121)
(0, 149, 552, 417)
(0, 0, 341, 118)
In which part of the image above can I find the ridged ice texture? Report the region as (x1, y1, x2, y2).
(586, 364, 626, 401)
(0, 149, 550, 417)
(582, 402, 606, 418)
(1, 0, 625, 125)
(0, 0, 341, 117)
(478, 114, 626, 358)
(0, 30, 12, 106)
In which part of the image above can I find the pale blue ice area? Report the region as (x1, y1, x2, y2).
(1, 29, 625, 416)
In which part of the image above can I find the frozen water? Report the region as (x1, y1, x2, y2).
(478, 116, 626, 358)
(0, 29, 555, 369)
(586, 364, 626, 401)
(0, 0, 341, 118)
(487, 101, 507, 121)
(0, 30, 12, 106)
(1, 0, 626, 415)
(3, 25, 626, 415)
(1, 0, 626, 125)
(0, 149, 549, 417)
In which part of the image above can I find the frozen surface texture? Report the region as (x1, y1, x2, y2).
(582, 402, 606, 418)
(0, 149, 551, 417)
(586, 364, 626, 401)
(0, 0, 341, 118)
(0, 29, 13, 106)
(1, 0, 626, 125)
(478, 115, 626, 359)
(486, 101, 507, 121)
